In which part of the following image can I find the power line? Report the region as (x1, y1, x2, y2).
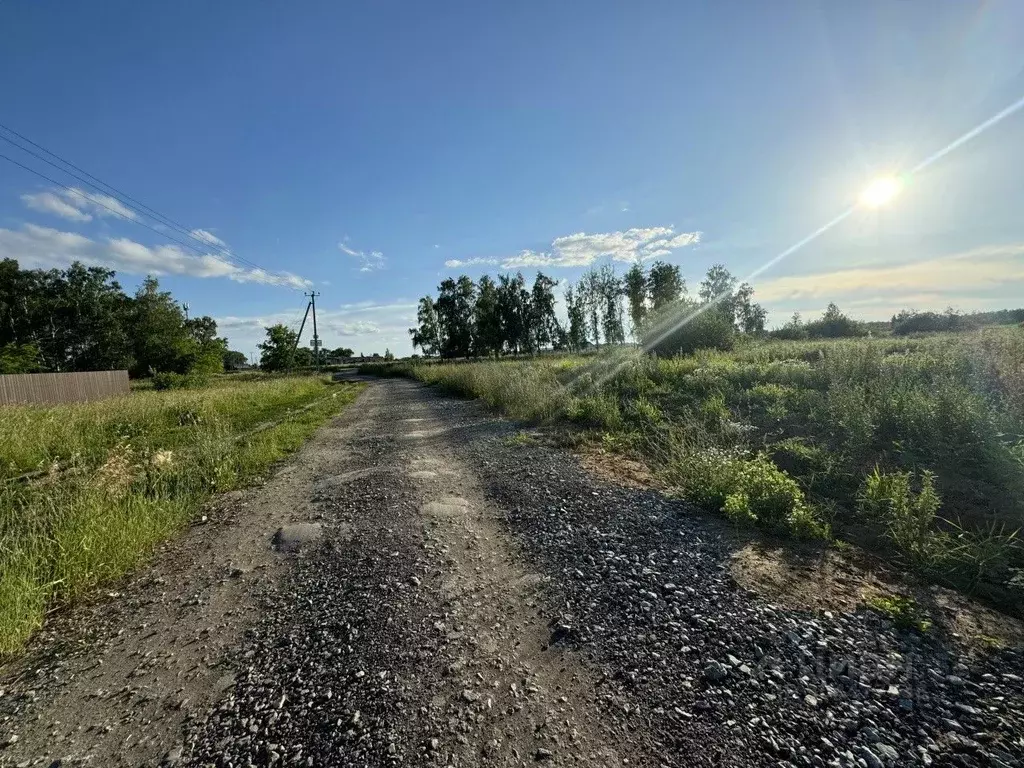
(0, 132, 243, 265)
(0, 124, 255, 266)
(0, 124, 296, 280)
(0, 150, 239, 259)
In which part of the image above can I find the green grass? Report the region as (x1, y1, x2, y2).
(867, 594, 933, 633)
(362, 328, 1024, 611)
(0, 376, 364, 656)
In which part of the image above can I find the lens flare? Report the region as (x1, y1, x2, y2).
(859, 176, 902, 208)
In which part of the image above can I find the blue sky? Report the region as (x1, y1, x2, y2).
(2, 1, 1024, 357)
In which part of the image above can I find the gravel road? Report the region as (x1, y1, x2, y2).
(1, 378, 1021, 768)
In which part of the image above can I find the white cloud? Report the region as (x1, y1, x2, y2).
(0, 223, 311, 289)
(21, 191, 93, 222)
(338, 241, 386, 272)
(64, 187, 138, 220)
(445, 257, 500, 268)
(190, 228, 228, 249)
(447, 226, 701, 271)
(21, 186, 139, 222)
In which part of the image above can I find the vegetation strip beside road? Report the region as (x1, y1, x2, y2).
(361, 328, 1024, 615)
(0, 375, 364, 656)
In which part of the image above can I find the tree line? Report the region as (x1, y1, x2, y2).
(0, 258, 239, 381)
(409, 261, 770, 358)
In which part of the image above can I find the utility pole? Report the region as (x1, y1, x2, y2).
(306, 291, 321, 372)
(182, 302, 190, 321)
(288, 300, 312, 373)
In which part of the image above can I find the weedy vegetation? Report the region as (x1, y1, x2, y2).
(362, 328, 1024, 613)
(0, 375, 363, 655)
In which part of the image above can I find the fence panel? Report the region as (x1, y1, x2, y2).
(0, 370, 130, 406)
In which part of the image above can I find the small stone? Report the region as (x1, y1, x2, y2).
(704, 661, 729, 682)
(861, 746, 884, 768)
(876, 744, 899, 762)
(461, 689, 479, 703)
(536, 748, 554, 760)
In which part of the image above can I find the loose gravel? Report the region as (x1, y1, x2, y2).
(428, 388, 1024, 767)
(2, 378, 1021, 768)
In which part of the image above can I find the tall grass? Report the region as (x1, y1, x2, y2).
(0, 377, 363, 655)
(363, 329, 1024, 609)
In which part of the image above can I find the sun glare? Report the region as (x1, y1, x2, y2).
(859, 176, 902, 208)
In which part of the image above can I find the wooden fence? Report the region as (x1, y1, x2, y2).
(0, 370, 130, 406)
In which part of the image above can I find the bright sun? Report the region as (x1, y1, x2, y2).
(859, 176, 902, 208)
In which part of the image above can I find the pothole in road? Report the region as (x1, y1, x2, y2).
(422, 497, 471, 517)
(272, 523, 324, 553)
(404, 428, 453, 440)
(409, 457, 457, 476)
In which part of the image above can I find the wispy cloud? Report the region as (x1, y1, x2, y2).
(756, 244, 1024, 303)
(0, 223, 311, 289)
(21, 191, 93, 222)
(445, 226, 701, 271)
(21, 186, 139, 222)
(338, 241, 386, 272)
(190, 228, 228, 249)
(444, 257, 500, 268)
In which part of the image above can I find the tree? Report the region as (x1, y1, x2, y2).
(0, 259, 133, 373)
(409, 296, 441, 356)
(699, 263, 737, 305)
(598, 265, 625, 345)
(435, 276, 476, 358)
(329, 346, 355, 359)
(529, 272, 560, 352)
(733, 283, 767, 334)
(643, 297, 735, 356)
(564, 284, 588, 352)
(806, 303, 865, 338)
(770, 312, 807, 340)
(223, 350, 249, 370)
(0, 343, 43, 374)
(259, 324, 299, 371)
(648, 261, 685, 311)
(473, 275, 503, 358)
(623, 263, 648, 336)
(497, 273, 531, 354)
(130, 277, 193, 377)
(384, 348, 395, 361)
(580, 269, 603, 347)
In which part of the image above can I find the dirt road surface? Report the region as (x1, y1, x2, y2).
(1, 379, 1021, 767)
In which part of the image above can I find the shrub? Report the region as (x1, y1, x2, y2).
(805, 303, 866, 339)
(668, 449, 826, 538)
(858, 468, 943, 567)
(644, 301, 735, 357)
(152, 371, 208, 390)
(891, 309, 969, 336)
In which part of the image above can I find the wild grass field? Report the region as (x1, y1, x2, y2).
(363, 328, 1024, 611)
(0, 375, 363, 655)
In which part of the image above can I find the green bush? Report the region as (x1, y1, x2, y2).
(644, 302, 735, 357)
(668, 449, 826, 538)
(152, 371, 209, 390)
(858, 468, 943, 566)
